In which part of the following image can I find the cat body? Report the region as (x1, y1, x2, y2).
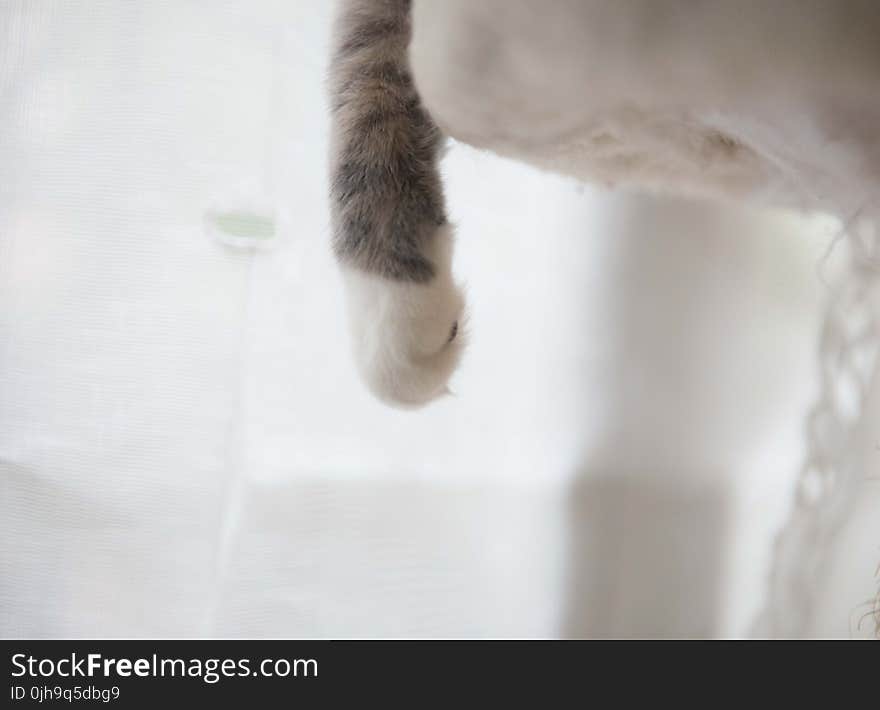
(330, 0, 880, 406)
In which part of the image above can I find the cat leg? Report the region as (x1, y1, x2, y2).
(329, 0, 465, 407)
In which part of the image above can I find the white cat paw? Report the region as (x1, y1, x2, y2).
(341, 256, 466, 408)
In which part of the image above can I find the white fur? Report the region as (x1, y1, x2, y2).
(341, 225, 466, 408)
(411, 0, 880, 216)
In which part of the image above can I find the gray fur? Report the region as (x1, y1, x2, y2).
(329, 0, 448, 283)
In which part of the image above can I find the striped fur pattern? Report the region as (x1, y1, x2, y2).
(330, 0, 447, 282)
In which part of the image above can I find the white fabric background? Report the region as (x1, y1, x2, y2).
(2, 1, 877, 638)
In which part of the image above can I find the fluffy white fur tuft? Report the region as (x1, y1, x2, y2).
(341, 226, 466, 408)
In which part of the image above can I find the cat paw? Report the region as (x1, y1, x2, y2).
(341, 262, 466, 408)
